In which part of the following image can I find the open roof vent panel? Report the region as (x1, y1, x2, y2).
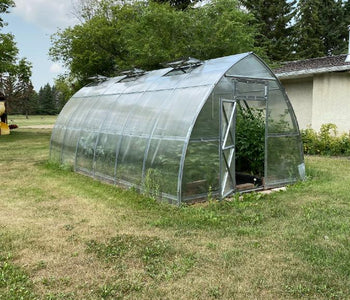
(165, 57, 203, 76)
(119, 68, 146, 82)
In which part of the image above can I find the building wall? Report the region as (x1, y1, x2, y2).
(279, 77, 313, 130)
(280, 73, 350, 133)
(312, 73, 350, 133)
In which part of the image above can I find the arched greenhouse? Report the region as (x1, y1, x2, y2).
(50, 52, 305, 205)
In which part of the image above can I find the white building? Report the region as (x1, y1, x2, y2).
(275, 55, 350, 133)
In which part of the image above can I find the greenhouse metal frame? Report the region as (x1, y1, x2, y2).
(50, 52, 305, 205)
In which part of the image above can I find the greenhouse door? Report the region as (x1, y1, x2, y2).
(220, 99, 236, 198)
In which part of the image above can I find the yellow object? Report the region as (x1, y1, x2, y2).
(0, 122, 10, 135)
(0, 101, 9, 135)
(0, 102, 5, 116)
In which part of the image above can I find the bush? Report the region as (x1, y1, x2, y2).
(301, 124, 350, 156)
(236, 106, 265, 176)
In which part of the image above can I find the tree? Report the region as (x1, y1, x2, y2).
(293, 0, 324, 58)
(241, 0, 296, 62)
(5, 58, 35, 117)
(120, 1, 194, 69)
(0, 0, 36, 117)
(50, 6, 126, 84)
(72, 0, 113, 22)
(16, 58, 34, 118)
(345, 0, 350, 24)
(50, 0, 260, 87)
(151, 0, 193, 10)
(340, 0, 350, 54)
(28, 90, 39, 114)
(316, 0, 344, 56)
(0, 0, 17, 74)
(191, 0, 260, 59)
(128, 0, 258, 67)
(294, 0, 346, 59)
(0, 32, 17, 73)
(38, 84, 57, 115)
(0, 0, 14, 28)
(54, 75, 75, 112)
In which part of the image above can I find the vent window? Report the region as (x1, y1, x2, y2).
(164, 57, 203, 77)
(119, 68, 146, 82)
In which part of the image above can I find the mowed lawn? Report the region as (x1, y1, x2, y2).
(0, 125, 350, 299)
(8, 115, 57, 127)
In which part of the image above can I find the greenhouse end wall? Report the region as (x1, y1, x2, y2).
(50, 52, 305, 205)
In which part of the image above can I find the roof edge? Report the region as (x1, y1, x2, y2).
(276, 65, 350, 80)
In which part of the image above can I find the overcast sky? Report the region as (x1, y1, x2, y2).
(3, 0, 79, 91)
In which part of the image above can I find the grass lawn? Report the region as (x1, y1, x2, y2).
(0, 126, 350, 299)
(7, 115, 57, 127)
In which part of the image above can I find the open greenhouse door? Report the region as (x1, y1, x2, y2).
(220, 99, 237, 198)
(231, 77, 269, 192)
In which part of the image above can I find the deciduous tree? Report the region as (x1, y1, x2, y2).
(0, 0, 17, 74)
(151, 0, 193, 10)
(50, 0, 260, 88)
(0, 0, 14, 28)
(54, 75, 76, 111)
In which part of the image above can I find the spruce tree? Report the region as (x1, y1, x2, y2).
(319, 0, 344, 55)
(28, 90, 39, 114)
(341, 0, 350, 54)
(4, 58, 34, 117)
(295, 0, 345, 59)
(241, 0, 296, 62)
(294, 0, 324, 59)
(38, 84, 57, 115)
(345, 0, 350, 23)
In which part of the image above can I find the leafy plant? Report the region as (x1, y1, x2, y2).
(301, 123, 350, 156)
(235, 105, 265, 176)
(143, 168, 162, 199)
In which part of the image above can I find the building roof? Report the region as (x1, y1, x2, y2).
(274, 54, 350, 79)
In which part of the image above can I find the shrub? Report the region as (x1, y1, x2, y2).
(235, 106, 265, 176)
(301, 123, 350, 156)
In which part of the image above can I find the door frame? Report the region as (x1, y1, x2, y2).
(219, 77, 270, 199)
(219, 98, 237, 198)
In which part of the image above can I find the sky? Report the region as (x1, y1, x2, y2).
(3, 0, 79, 91)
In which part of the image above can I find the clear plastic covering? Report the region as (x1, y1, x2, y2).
(265, 80, 304, 186)
(50, 53, 304, 204)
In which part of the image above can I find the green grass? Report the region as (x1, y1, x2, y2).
(0, 232, 37, 300)
(0, 127, 350, 299)
(8, 115, 57, 127)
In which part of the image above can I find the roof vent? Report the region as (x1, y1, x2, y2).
(346, 25, 350, 63)
(118, 68, 146, 82)
(120, 68, 145, 78)
(88, 75, 108, 82)
(166, 57, 202, 69)
(86, 75, 108, 87)
(164, 57, 203, 76)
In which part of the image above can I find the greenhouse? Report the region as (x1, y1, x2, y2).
(50, 52, 305, 205)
